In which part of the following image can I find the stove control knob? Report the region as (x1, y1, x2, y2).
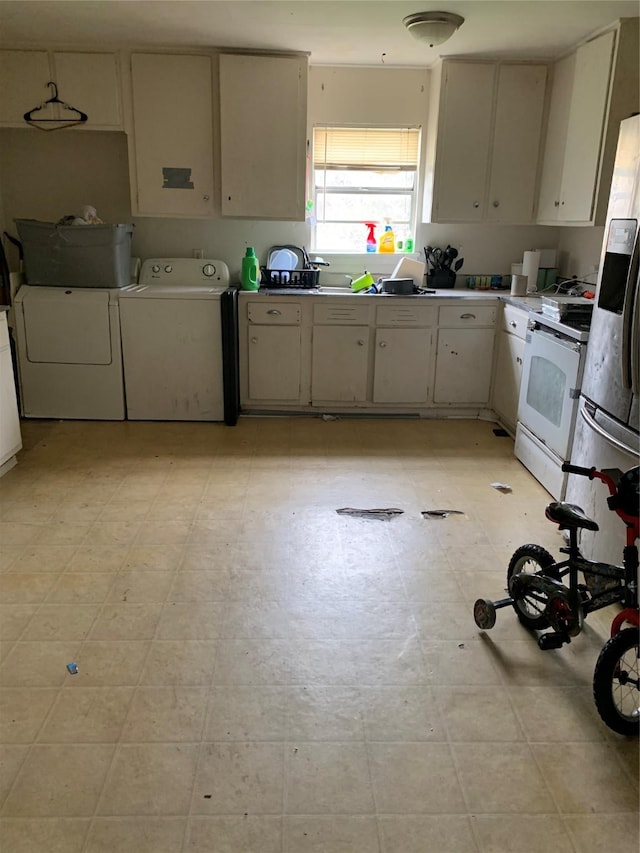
(152, 264, 160, 274)
(202, 264, 216, 277)
(164, 265, 173, 274)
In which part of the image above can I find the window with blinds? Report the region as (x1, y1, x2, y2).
(312, 126, 421, 252)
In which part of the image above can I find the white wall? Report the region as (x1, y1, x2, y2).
(0, 128, 132, 268)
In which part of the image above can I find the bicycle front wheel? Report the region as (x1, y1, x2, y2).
(593, 627, 639, 737)
(507, 544, 556, 630)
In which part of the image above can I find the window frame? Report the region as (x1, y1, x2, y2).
(311, 124, 421, 253)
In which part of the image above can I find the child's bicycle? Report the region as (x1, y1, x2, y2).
(473, 462, 639, 735)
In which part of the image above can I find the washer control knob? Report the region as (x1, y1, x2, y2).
(202, 264, 216, 277)
(164, 265, 173, 274)
(152, 264, 160, 273)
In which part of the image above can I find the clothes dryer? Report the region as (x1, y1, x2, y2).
(13, 284, 126, 419)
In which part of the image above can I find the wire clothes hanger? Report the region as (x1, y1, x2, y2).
(23, 81, 88, 131)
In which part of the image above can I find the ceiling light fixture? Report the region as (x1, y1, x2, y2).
(403, 11, 465, 47)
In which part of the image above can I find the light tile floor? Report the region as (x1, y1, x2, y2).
(0, 417, 637, 853)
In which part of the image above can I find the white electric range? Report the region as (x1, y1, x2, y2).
(515, 299, 593, 499)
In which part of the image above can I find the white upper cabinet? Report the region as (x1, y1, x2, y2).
(423, 60, 547, 224)
(537, 19, 639, 225)
(219, 53, 308, 220)
(536, 52, 576, 222)
(0, 49, 122, 129)
(487, 64, 547, 222)
(129, 53, 215, 218)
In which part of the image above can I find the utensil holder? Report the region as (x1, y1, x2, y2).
(427, 269, 456, 289)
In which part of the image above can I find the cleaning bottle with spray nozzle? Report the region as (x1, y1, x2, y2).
(365, 222, 377, 253)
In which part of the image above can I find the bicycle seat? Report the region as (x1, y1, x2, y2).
(545, 501, 599, 531)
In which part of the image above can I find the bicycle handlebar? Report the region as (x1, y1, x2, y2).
(561, 463, 596, 478)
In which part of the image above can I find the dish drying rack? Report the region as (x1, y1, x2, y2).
(261, 244, 329, 289)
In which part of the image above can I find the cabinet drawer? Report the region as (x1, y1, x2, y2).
(438, 305, 497, 327)
(314, 303, 371, 325)
(501, 304, 529, 339)
(248, 302, 301, 325)
(376, 304, 435, 327)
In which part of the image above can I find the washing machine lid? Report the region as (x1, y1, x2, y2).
(119, 283, 226, 299)
(22, 287, 113, 365)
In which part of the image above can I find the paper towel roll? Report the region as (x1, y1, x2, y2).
(510, 274, 527, 296)
(522, 251, 540, 294)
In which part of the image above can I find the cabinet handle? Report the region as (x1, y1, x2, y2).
(492, 200, 499, 208)
(509, 320, 517, 328)
(203, 195, 210, 201)
(473, 201, 480, 208)
(561, 201, 565, 206)
(516, 356, 522, 364)
(267, 309, 282, 316)
(379, 341, 387, 348)
(251, 337, 258, 344)
(460, 313, 476, 320)
(357, 339, 365, 346)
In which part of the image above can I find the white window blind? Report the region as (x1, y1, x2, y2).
(313, 127, 420, 170)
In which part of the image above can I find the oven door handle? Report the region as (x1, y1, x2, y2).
(580, 402, 638, 456)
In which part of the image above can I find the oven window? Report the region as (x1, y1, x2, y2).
(526, 356, 565, 427)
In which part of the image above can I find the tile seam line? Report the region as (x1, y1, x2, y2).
(86, 536, 183, 848)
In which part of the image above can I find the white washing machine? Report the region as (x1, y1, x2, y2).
(13, 284, 126, 419)
(118, 258, 230, 421)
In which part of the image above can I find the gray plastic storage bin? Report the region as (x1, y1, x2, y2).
(15, 219, 134, 288)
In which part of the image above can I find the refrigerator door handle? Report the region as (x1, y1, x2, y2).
(631, 268, 639, 396)
(621, 233, 639, 390)
(580, 403, 638, 456)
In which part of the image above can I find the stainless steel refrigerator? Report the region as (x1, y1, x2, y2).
(565, 114, 640, 563)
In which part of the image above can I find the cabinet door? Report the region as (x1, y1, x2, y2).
(433, 62, 495, 222)
(311, 326, 369, 402)
(130, 53, 214, 217)
(0, 50, 51, 124)
(248, 326, 301, 401)
(0, 316, 22, 466)
(488, 64, 547, 223)
(373, 328, 431, 404)
(434, 327, 495, 404)
(537, 53, 576, 222)
(53, 52, 122, 128)
(220, 53, 307, 220)
(559, 31, 615, 222)
(491, 330, 525, 432)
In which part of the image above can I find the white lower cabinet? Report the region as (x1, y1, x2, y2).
(248, 326, 302, 401)
(491, 304, 528, 433)
(0, 313, 22, 473)
(239, 294, 497, 414)
(434, 305, 497, 405)
(311, 326, 369, 403)
(373, 328, 431, 404)
(242, 301, 303, 404)
(434, 328, 495, 403)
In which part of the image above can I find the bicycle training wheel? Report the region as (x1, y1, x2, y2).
(507, 544, 556, 630)
(593, 627, 639, 737)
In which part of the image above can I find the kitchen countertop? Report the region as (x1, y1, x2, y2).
(241, 287, 544, 310)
